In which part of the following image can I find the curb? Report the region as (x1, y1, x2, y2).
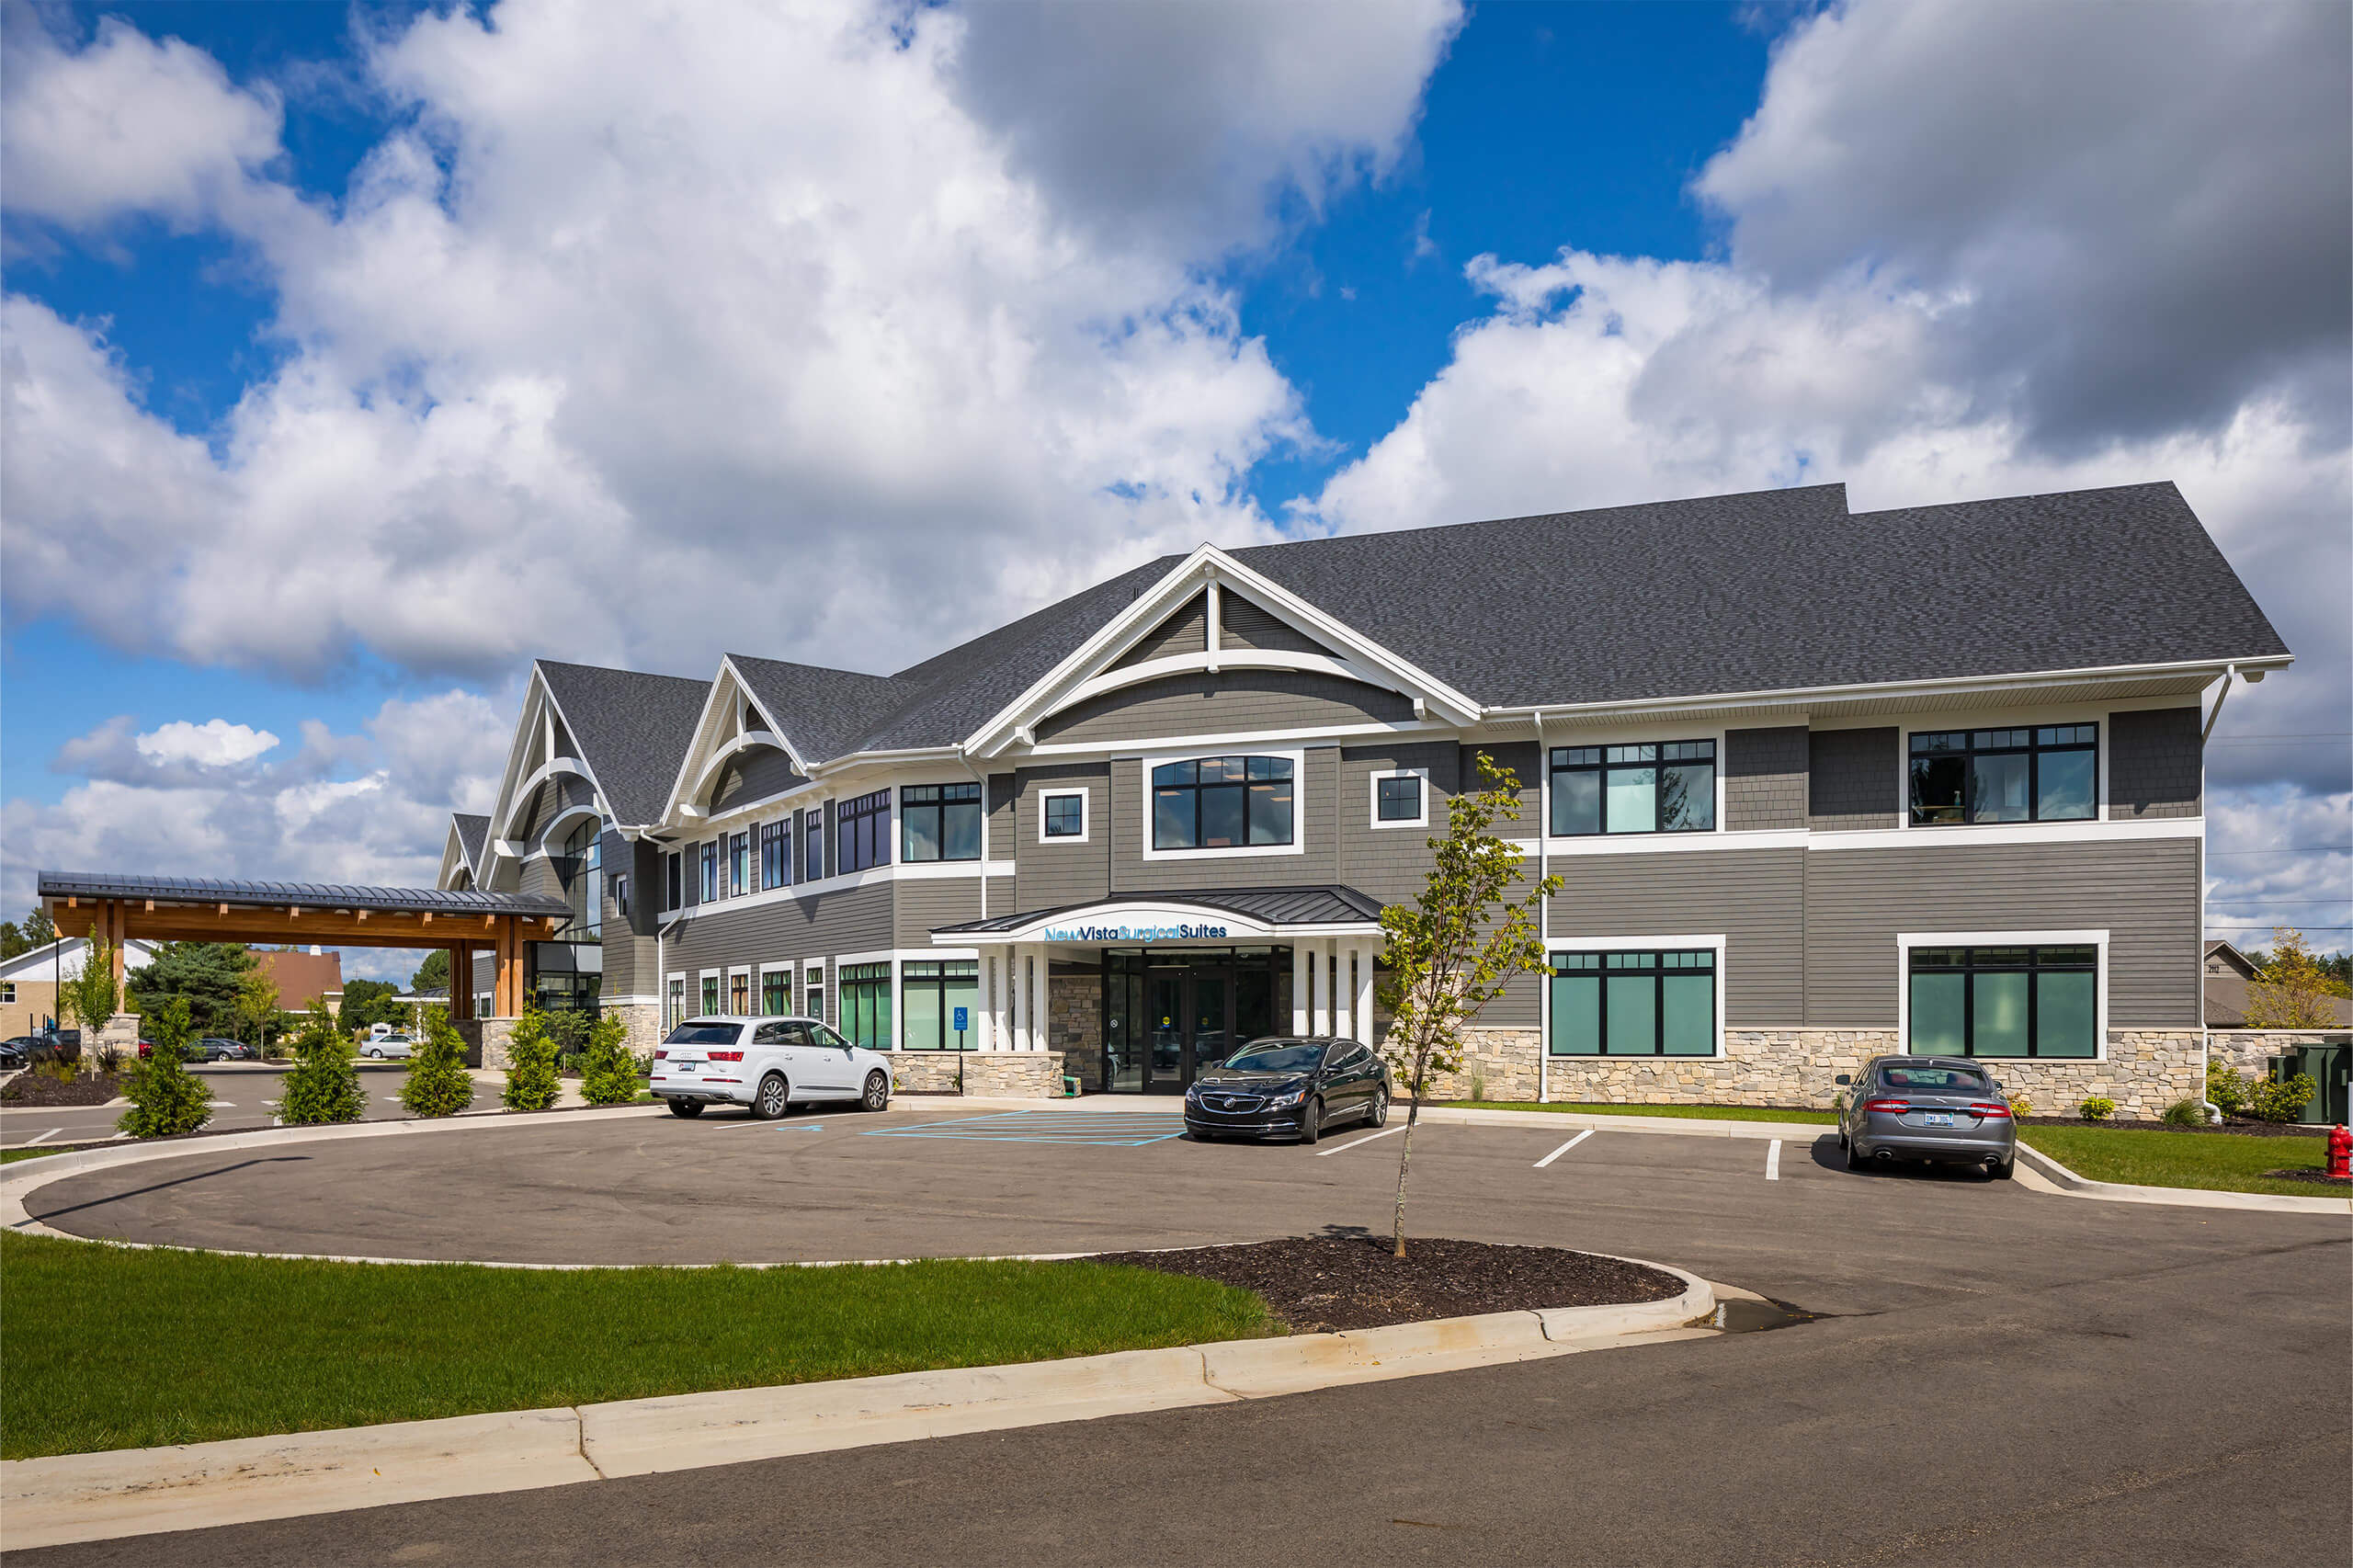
(2015, 1141, 2352, 1215)
(0, 1263, 1713, 1549)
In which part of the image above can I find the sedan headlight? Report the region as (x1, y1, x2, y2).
(1263, 1085, 1307, 1108)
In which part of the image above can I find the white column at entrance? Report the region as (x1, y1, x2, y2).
(1291, 944, 1309, 1034)
(1353, 942, 1376, 1046)
(977, 953, 998, 1051)
(1333, 946, 1354, 1040)
(1311, 939, 1332, 1036)
(1012, 947, 1030, 1051)
(1029, 946, 1050, 1052)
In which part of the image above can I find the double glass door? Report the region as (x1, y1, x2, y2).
(1145, 969, 1232, 1093)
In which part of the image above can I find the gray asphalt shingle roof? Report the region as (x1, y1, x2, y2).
(536, 660, 712, 825)
(451, 813, 491, 875)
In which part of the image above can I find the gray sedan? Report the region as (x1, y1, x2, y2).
(1836, 1056, 2017, 1178)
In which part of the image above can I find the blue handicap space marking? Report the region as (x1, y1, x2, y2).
(863, 1110, 1185, 1147)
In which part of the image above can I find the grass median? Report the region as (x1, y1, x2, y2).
(2020, 1125, 2334, 1198)
(1454, 1100, 1838, 1125)
(0, 1233, 1277, 1460)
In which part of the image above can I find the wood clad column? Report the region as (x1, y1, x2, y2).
(108, 901, 126, 985)
(449, 947, 471, 1020)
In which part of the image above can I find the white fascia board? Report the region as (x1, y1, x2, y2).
(483, 667, 556, 861)
(966, 546, 1483, 757)
(1490, 653, 2293, 728)
(657, 659, 795, 829)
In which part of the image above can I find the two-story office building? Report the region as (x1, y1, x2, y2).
(445, 481, 2290, 1113)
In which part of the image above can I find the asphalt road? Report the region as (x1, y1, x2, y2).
(0, 1063, 420, 1149)
(11, 1105, 2348, 1566)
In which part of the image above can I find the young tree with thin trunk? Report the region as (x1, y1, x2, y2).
(2245, 926, 2351, 1029)
(1376, 753, 1561, 1259)
(62, 926, 122, 1072)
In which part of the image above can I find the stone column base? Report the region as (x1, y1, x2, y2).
(477, 1017, 517, 1072)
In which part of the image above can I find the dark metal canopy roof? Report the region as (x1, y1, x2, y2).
(38, 871, 572, 920)
(935, 884, 1384, 936)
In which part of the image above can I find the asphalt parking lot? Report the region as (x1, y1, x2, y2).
(10, 1100, 2347, 1568)
(0, 1063, 421, 1150)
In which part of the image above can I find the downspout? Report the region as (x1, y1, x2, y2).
(959, 748, 990, 1064)
(1536, 713, 1550, 1105)
(2199, 672, 2231, 1121)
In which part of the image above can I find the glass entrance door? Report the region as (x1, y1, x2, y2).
(1187, 971, 1232, 1081)
(1142, 968, 1234, 1091)
(1146, 971, 1184, 1092)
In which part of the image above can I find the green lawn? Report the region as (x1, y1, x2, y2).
(2021, 1125, 2337, 1198)
(1, 1147, 63, 1164)
(1453, 1100, 1839, 1125)
(0, 1233, 1276, 1459)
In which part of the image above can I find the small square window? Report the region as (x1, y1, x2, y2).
(1376, 775, 1422, 822)
(1042, 790, 1086, 839)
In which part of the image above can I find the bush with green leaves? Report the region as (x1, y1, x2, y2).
(118, 997, 214, 1138)
(2005, 1092, 2033, 1119)
(2204, 1062, 2252, 1118)
(2077, 1096, 2117, 1122)
(543, 1008, 594, 1059)
(278, 1001, 366, 1125)
(501, 1006, 561, 1111)
(2160, 1097, 2207, 1127)
(399, 1006, 476, 1118)
(2246, 1072, 2316, 1124)
(577, 1011, 641, 1106)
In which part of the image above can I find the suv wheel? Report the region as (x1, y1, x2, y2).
(667, 1098, 704, 1119)
(754, 1073, 790, 1120)
(860, 1071, 890, 1112)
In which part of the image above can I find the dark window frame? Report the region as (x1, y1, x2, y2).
(904, 782, 983, 861)
(1908, 724, 2098, 827)
(839, 962, 892, 1048)
(1905, 945, 2098, 1059)
(760, 968, 791, 1017)
(802, 812, 824, 881)
(698, 842, 718, 902)
(1549, 741, 1716, 836)
(1375, 773, 1423, 824)
(1041, 789, 1086, 839)
(729, 831, 750, 896)
(837, 790, 891, 874)
(759, 820, 792, 890)
(902, 960, 982, 1051)
(1547, 949, 1718, 1057)
(1151, 755, 1295, 851)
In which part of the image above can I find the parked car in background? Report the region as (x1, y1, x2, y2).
(360, 1033, 415, 1061)
(1836, 1056, 2016, 1178)
(0, 1037, 36, 1069)
(187, 1038, 243, 1062)
(1184, 1038, 1390, 1144)
(651, 1016, 892, 1118)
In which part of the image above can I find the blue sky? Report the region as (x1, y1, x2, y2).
(3, 0, 2347, 973)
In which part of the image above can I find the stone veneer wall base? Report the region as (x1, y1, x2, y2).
(883, 1051, 1069, 1098)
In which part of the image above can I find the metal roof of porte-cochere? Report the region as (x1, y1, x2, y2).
(935, 885, 1387, 936)
(37, 871, 572, 920)
(540, 481, 2290, 778)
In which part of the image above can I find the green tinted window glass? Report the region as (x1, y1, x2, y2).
(1605, 975, 1656, 1053)
(1972, 971, 2030, 1056)
(1550, 974, 1600, 1055)
(902, 975, 943, 1051)
(1662, 974, 1712, 1054)
(1909, 971, 1966, 1055)
(2035, 971, 2097, 1057)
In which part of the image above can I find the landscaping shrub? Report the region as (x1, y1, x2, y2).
(2204, 1062, 2251, 1118)
(2006, 1092, 2033, 1118)
(2246, 1072, 2317, 1124)
(117, 997, 213, 1139)
(399, 1007, 476, 1118)
(2077, 1096, 2117, 1122)
(501, 1006, 561, 1111)
(544, 1008, 594, 1059)
(2160, 1097, 2206, 1127)
(278, 1001, 365, 1125)
(577, 1011, 640, 1106)
(94, 1044, 124, 1076)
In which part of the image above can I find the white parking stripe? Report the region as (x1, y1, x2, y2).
(1533, 1129, 1594, 1167)
(27, 1128, 62, 1146)
(1766, 1140, 1782, 1181)
(1314, 1125, 1405, 1157)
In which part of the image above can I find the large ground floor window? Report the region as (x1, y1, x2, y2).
(903, 960, 979, 1049)
(840, 962, 892, 1047)
(1549, 949, 1715, 1056)
(761, 969, 791, 1017)
(1908, 946, 2096, 1057)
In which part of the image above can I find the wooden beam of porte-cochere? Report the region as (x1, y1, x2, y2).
(96, 904, 565, 952)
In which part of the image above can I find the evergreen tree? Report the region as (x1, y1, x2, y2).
(279, 1000, 366, 1124)
(0, 921, 26, 961)
(409, 949, 450, 993)
(501, 1005, 562, 1111)
(338, 979, 405, 1035)
(118, 996, 214, 1138)
(23, 908, 58, 949)
(400, 1006, 477, 1117)
(127, 942, 255, 1036)
(578, 1011, 642, 1106)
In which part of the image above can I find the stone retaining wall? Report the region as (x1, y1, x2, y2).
(885, 1051, 1070, 1097)
(2210, 1029, 2351, 1083)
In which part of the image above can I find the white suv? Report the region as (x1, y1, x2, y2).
(651, 1016, 892, 1119)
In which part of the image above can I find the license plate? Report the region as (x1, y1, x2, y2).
(1922, 1112, 1954, 1128)
(675, 1062, 698, 1074)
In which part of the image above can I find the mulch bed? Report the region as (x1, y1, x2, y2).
(1092, 1236, 1686, 1335)
(0, 1073, 122, 1108)
(2261, 1168, 2353, 1187)
(2017, 1115, 2328, 1137)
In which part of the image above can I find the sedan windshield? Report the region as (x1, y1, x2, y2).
(663, 1023, 741, 1046)
(1222, 1042, 1325, 1074)
(1881, 1064, 1992, 1093)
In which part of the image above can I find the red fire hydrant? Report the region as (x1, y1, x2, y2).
(2327, 1124, 2352, 1180)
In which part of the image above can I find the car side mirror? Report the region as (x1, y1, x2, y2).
(1834, 1074, 1850, 1085)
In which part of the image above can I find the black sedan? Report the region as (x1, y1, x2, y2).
(1184, 1038, 1389, 1144)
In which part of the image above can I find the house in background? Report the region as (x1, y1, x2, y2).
(0, 937, 161, 1039)
(250, 947, 346, 1016)
(2204, 938, 2353, 1029)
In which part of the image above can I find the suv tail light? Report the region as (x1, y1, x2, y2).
(654, 1051, 667, 1061)
(707, 1051, 745, 1062)
(1967, 1101, 2013, 1118)
(1859, 1098, 1909, 1114)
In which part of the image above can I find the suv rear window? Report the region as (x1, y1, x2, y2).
(664, 1022, 741, 1045)
(1881, 1064, 1992, 1093)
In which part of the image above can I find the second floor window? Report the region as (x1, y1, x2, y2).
(838, 790, 890, 873)
(904, 782, 983, 861)
(760, 821, 791, 889)
(730, 832, 750, 896)
(665, 852, 681, 911)
(1910, 726, 2097, 825)
(1153, 756, 1293, 850)
(699, 842, 718, 902)
(803, 811, 824, 881)
(1551, 742, 1714, 835)
(612, 875, 630, 921)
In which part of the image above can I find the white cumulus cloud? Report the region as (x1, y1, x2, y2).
(133, 719, 281, 767)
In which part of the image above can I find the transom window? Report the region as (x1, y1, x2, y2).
(1908, 946, 2097, 1058)
(760, 821, 792, 889)
(837, 790, 891, 874)
(1377, 775, 1423, 822)
(904, 783, 983, 861)
(1551, 742, 1715, 835)
(1548, 950, 1716, 1056)
(1152, 756, 1294, 850)
(1909, 725, 2097, 825)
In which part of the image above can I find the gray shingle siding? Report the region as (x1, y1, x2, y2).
(1724, 726, 1809, 831)
(895, 879, 984, 949)
(1462, 741, 1540, 817)
(1220, 596, 1330, 656)
(1013, 763, 1113, 912)
(1111, 593, 1207, 668)
(669, 883, 894, 975)
(1107, 748, 1343, 893)
(2109, 708, 2202, 819)
(1037, 670, 1414, 744)
(1810, 728, 1900, 830)
(709, 745, 804, 814)
(1547, 848, 1805, 1025)
(1802, 838, 2200, 1027)
(1336, 741, 1457, 903)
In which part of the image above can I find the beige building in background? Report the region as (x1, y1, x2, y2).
(0, 938, 160, 1040)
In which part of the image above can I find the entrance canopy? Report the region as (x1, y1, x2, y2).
(37, 870, 572, 1018)
(931, 885, 1384, 949)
